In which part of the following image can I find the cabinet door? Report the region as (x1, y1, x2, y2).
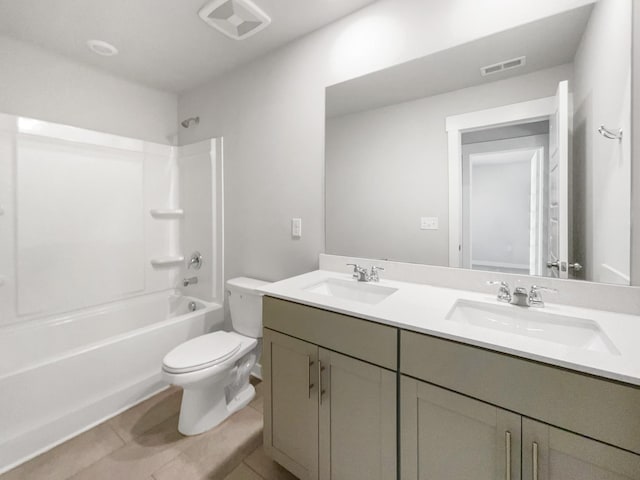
(263, 328, 319, 480)
(401, 376, 521, 480)
(318, 348, 396, 480)
(522, 418, 640, 480)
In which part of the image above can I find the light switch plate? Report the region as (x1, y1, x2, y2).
(291, 218, 302, 238)
(421, 217, 439, 230)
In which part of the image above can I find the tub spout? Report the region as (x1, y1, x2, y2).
(183, 277, 198, 287)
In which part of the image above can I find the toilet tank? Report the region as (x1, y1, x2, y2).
(226, 277, 270, 338)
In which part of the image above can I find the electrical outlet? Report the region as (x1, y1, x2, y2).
(420, 217, 439, 230)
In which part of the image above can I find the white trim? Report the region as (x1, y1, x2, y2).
(446, 96, 555, 268)
(529, 147, 545, 276)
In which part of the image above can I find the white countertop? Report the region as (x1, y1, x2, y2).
(259, 269, 640, 387)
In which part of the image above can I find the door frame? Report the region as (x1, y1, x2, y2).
(446, 96, 555, 267)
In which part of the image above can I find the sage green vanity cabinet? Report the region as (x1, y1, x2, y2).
(521, 418, 640, 480)
(401, 376, 521, 480)
(263, 329, 319, 480)
(263, 296, 640, 480)
(318, 347, 396, 480)
(401, 376, 640, 480)
(401, 330, 640, 480)
(263, 297, 397, 480)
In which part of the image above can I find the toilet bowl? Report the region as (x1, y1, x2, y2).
(161, 277, 269, 435)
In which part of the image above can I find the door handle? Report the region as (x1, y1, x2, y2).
(532, 442, 539, 480)
(307, 358, 314, 398)
(505, 431, 511, 480)
(319, 361, 326, 404)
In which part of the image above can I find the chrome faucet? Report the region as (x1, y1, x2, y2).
(183, 276, 198, 287)
(346, 264, 385, 282)
(488, 281, 557, 307)
(510, 286, 529, 307)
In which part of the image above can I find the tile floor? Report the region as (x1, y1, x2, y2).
(1, 380, 297, 480)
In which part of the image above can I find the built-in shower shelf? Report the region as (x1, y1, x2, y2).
(150, 256, 184, 267)
(150, 209, 184, 218)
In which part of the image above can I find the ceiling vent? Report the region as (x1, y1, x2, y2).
(480, 56, 526, 77)
(198, 0, 271, 40)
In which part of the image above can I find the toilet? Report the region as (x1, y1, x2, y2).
(162, 277, 269, 436)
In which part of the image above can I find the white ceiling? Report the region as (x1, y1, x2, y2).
(326, 4, 594, 118)
(0, 0, 377, 93)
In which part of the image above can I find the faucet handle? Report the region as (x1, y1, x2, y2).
(487, 280, 511, 303)
(370, 266, 385, 282)
(346, 263, 362, 279)
(529, 285, 557, 308)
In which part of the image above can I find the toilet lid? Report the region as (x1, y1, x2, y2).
(162, 331, 241, 374)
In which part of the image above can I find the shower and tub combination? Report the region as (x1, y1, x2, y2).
(0, 113, 224, 473)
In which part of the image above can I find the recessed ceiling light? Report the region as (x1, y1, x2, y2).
(87, 39, 119, 57)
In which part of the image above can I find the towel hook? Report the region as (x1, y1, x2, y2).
(598, 125, 623, 141)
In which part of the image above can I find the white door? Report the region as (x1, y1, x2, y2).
(547, 80, 570, 278)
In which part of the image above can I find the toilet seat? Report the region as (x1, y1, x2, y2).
(162, 331, 242, 374)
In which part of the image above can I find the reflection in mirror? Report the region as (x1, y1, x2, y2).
(325, 0, 632, 285)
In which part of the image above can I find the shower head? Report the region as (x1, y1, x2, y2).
(181, 117, 200, 128)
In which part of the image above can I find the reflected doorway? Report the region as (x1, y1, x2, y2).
(460, 122, 549, 275)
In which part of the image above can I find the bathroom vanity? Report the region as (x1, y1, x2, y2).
(259, 269, 640, 480)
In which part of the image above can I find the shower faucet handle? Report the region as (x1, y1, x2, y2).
(188, 251, 203, 270)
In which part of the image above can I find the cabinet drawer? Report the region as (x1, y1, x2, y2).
(401, 330, 640, 455)
(263, 296, 397, 370)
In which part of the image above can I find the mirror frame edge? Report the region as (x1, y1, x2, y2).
(632, 0, 640, 286)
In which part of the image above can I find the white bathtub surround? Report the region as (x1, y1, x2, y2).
(319, 254, 640, 315)
(177, 139, 225, 304)
(0, 113, 180, 324)
(0, 114, 226, 474)
(0, 292, 223, 474)
(259, 268, 640, 387)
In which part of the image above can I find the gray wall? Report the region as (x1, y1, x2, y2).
(177, 0, 593, 284)
(325, 65, 571, 266)
(0, 36, 178, 144)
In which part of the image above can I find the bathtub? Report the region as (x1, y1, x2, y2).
(0, 291, 223, 474)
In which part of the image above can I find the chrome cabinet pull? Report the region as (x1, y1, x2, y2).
(307, 359, 315, 398)
(532, 442, 539, 480)
(505, 431, 511, 480)
(319, 361, 326, 404)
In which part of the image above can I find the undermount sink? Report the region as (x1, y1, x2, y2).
(446, 300, 620, 355)
(304, 278, 398, 305)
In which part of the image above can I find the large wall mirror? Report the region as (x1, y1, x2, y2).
(325, 0, 633, 286)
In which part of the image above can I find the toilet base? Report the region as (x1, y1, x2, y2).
(178, 382, 255, 436)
